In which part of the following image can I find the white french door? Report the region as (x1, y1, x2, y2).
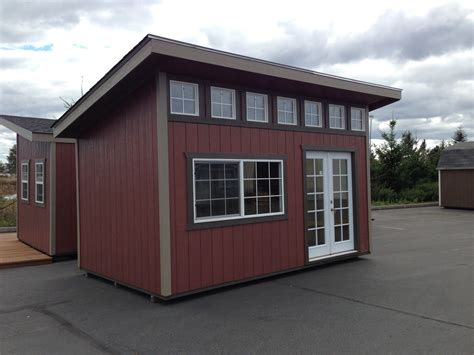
(305, 151, 355, 261)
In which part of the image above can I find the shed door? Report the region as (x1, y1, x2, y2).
(305, 151, 355, 261)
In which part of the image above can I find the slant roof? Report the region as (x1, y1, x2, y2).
(437, 142, 474, 170)
(53, 34, 402, 137)
(0, 114, 54, 134)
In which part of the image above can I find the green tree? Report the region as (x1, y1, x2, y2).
(6, 144, 16, 175)
(0, 161, 6, 174)
(452, 126, 467, 143)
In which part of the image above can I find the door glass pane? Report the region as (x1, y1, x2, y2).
(341, 192, 349, 207)
(332, 159, 340, 174)
(317, 229, 325, 245)
(315, 159, 323, 175)
(307, 212, 316, 229)
(308, 231, 316, 247)
(335, 226, 342, 242)
(316, 193, 324, 211)
(340, 160, 348, 174)
(306, 159, 314, 175)
(317, 211, 325, 227)
(342, 208, 349, 224)
(307, 194, 315, 211)
(342, 225, 350, 241)
(316, 177, 324, 192)
(341, 175, 348, 191)
(307, 177, 314, 192)
(333, 176, 340, 192)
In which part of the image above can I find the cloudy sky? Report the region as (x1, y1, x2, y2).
(0, 0, 473, 160)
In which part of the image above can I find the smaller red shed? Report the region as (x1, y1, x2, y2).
(437, 141, 474, 209)
(0, 115, 78, 257)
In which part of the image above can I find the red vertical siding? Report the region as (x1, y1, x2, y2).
(55, 143, 77, 255)
(78, 79, 161, 295)
(169, 122, 369, 295)
(17, 136, 50, 254)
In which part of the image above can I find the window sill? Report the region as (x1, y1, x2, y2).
(187, 212, 287, 231)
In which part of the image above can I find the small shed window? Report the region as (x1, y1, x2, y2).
(304, 101, 322, 127)
(329, 104, 346, 129)
(193, 159, 284, 223)
(246, 92, 268, 123)
(277, 97, 297, 125)
(211, 87, 236, 119)
(35, 161, 44, 204)
(21, 162, 29, 201)
(351, 107, 365, 131)
(170, 80, 199, 116)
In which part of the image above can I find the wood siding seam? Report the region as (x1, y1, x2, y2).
(157, 72, 172, 296)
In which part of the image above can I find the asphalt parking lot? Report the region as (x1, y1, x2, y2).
(1, 206, 473, 354)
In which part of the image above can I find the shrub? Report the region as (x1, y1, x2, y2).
(372, 186, 397, 202)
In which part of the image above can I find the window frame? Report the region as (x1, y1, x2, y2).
(21, 161, 29, 202)
(245, 92, 269, 123)
(169, 80, 199, 116)
(210, 86, 237, 120)
(350, 107, 366, 131)
(35, 160, 45, 205)
(329, 104, 346, 130)
(277, 96, 297, 125)
(304, 100, 323, 128)
(191, 157, 285, 225)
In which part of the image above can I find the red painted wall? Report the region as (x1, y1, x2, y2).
(78, 80, 161, 294)
(55, 143, 77, 255)
(168, 122, 369, 295)
(17, 136, 50, 254)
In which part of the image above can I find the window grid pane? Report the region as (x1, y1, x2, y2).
(246, 93, 267, 122)
(170, 81, 198, 115)
(211, 87, 235, 119)
(277, 98, 296, 124)
(194, 162, 240, 219)
(305, 102, 322, 127)
(351, 108, 364, 131)
(329, 105, 345, 129)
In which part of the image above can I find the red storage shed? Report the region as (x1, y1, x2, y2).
(0, 115, 77, 257)
(53, 35, 401, 299)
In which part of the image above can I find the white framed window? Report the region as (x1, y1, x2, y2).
(351, 107, 365, 131)
(193, 159, 284, 223)
(211, 87, 236, 119)
(170, 80, 199, 116)
(21, 162, 29, 201)
(35, 161, 44, 204)
(304, 101, 322, 127)
(277, 97, 297, 125)
(246, 92, 268, 122)
(329, 104, 346, 129)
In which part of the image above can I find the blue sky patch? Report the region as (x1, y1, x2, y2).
(19, 43, 53, 51)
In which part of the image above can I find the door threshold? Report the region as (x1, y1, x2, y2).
(308, 250, 358, 263)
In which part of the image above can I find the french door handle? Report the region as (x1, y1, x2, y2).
(331, 208, 335, 212)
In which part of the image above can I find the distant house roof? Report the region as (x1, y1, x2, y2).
(437, 142, 474, 170)
(0, 114, 74, 143)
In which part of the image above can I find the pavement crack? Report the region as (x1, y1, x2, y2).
(275, 281, 474, 330)
(34, 306, 122, 355)
(0, 300, 70, 315)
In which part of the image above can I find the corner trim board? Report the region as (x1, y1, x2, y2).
(49, 143, 57, 255)
(157, 72, 172, 296)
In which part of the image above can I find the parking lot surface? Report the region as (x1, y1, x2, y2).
(1, 207, 473, 354)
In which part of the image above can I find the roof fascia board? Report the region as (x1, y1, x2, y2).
(149, 39, 401, 99)
(53, 40, 153, 137)
(0, 118, 34, 141)
(32, 133, 76, 143)
(437, 167, 474, 170)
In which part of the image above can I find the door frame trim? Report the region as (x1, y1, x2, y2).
(301, 145, 360, 265)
